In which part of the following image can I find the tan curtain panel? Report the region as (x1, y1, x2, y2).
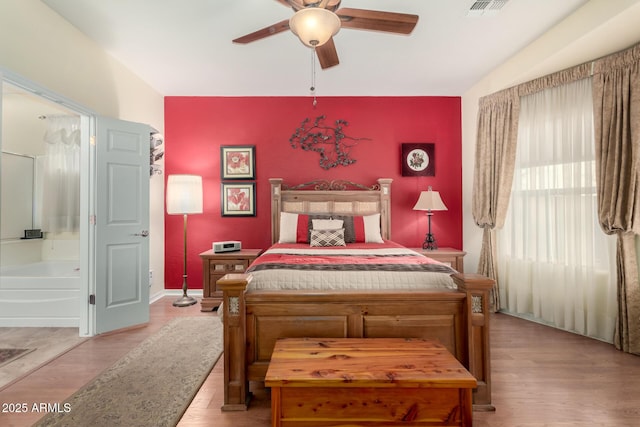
(592, 43, 640, 354)
(471, 87, 519, 311)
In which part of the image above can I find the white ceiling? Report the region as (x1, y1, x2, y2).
(41, 0, 589, 97)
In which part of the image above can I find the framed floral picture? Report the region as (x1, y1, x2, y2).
(221, 182, 256, 217)
(220, 145, 255, 180)
(401, 143, 435, 176)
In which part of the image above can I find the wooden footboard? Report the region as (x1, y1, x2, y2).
(218, 273, 495, 412)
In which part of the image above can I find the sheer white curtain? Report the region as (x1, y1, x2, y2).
(497, 78, 617, 342)
(39, 115, 81, 233)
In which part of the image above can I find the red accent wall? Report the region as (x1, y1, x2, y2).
(164, 96, 462, 290)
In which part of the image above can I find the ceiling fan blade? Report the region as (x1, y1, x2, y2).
(316, 38, 339, 69)
(336, 8, 418, 34)
(232, 19, 291, 44)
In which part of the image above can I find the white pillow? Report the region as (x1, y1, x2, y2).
(363, 213, 384, 243)
(312, 218, 344, 230)
(278, 212, 300, 243)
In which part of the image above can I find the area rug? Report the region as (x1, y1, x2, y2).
(34, 316, 223, 427)
(0, 348, 35, 368)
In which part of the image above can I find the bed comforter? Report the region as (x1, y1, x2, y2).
(244, 240, 457, 291)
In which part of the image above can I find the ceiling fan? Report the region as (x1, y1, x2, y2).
(232, 0, 419, 69)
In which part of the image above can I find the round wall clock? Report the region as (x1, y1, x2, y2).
(401, 143, 435, 176)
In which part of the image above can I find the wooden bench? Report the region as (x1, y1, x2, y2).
(265, 337, 477, 426)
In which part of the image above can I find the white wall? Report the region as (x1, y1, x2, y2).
(0, 0, 166, 296)
(461, 0, 640, 272)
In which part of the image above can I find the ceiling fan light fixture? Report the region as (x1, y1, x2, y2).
(289, 7, 341, 48)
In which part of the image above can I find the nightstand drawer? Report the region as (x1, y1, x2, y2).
(211, 259, 250, 274)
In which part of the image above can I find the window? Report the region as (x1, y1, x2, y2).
(498, 78, 617, 342)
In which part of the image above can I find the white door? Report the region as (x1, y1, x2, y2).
(94, 116, 150, 334)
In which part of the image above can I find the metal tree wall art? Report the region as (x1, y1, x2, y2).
(289, 115, 370, 170)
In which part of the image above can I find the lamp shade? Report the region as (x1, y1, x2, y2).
(289, 7, 341, 47)
(166, 175, 203, 215)
(412, 187, 448, 212)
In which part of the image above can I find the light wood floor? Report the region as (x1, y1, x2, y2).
(1, 297, 640, 426)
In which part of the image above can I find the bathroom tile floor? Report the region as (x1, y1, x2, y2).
(0, 327, 86, 389)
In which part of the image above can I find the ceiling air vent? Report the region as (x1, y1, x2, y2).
(467, 0, 509, 17)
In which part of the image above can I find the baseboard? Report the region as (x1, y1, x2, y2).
(150, 289, 203, 305)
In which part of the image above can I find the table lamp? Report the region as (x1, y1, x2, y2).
(412, 186, 448, 250)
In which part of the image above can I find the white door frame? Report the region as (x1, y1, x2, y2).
(1, 69, 95, 336)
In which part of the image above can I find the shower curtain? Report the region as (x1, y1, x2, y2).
(39, 115, 81, 233)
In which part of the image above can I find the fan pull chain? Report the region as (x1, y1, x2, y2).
(310, 47, 317, 107)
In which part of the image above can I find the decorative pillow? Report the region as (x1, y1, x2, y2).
(361, 213, 384, 243)
(312, 218, 344, 230)
(279, 212, 383, 244)
(332, 214, 384, 243)
(278, 212, 311, 243)
(310, 228, 347, 247)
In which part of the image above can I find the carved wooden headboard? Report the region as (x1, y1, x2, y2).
(269, 178, 393, 245)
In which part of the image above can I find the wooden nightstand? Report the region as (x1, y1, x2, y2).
(199, 248, 263, 311)
(412, 247, 466, 272)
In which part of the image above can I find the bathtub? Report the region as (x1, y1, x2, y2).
(0, 261, 81, 327)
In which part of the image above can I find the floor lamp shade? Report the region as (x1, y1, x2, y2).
(413, 186, 448, 250)
(166, 174, 203, 307)
(166, 175, 203, 215)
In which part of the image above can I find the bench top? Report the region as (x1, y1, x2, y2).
(265, 338, 477, 389)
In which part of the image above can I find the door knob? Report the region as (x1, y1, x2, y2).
(133, 230, 149, 237)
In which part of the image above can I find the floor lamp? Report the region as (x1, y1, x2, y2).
(166, 174, 203, 307)
(412, 186, 448, 250)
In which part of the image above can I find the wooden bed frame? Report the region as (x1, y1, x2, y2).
(218, 178, 495, 412)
